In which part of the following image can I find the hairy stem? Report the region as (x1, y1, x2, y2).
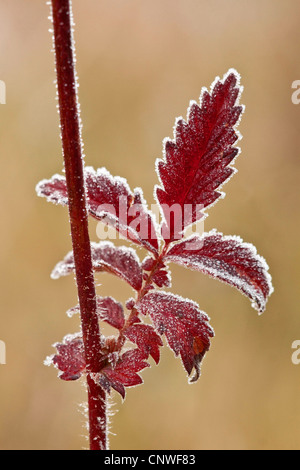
(51, 0, 107, 450)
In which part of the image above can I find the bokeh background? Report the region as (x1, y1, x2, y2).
(0, 0, 299, 450)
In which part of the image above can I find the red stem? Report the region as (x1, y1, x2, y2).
(51, 0, 107, 450)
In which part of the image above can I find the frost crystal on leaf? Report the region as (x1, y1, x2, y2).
(50, 333, 86, 381)
(137, 291, 214, 382)
(35, 174, 68, 206)
(51, 241, 143, 291)
(151, 267, 172, 288)
(155, 69, 243, 241)
(96, 296, 125, 330)
(141, 256, 172, 288)
(166, 230, 273, 313)
(91, 242, 143, 291)
(124, 323, 163, 364)
(84, 167, 159, 254)
(99, 349, 150, 399)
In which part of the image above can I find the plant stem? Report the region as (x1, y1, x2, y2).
(51, 0, 107, 450)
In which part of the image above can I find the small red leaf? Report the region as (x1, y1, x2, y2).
(47, 333, 86, 381)
(137, 292, 214, 381)
(96, 296, 125, 330)
(99, 349, 150, 398)
(141, 256, 171, 287)
(141, 256, 157, 271)
(85, 168, 159, 253)
(155, 69, 243, 241)
(36, 174, 68, 206)
(151, 268, 172, 288)
(98, 374, 126, 400)
(51, 241, 143, 291)
(125, 298, 136, 311)
(91, 242, 143, 291)
(166, 231, 274, 313)
(124, 324, 163, 364)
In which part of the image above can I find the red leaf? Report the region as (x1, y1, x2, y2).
(124, 324, 163, 364)
(151, 268, 172, 288)
(85, 167, 159, 253)
(36, 167, 159, 254)
(47, 333, 86, 381)
(36, 174, 68, 206)
(91, 242, 143, 291)
(137, 292, 214, 382)
(166, 231, 274, 313)
(155, 69, 243, 241)
(141, 256, 157, 271)
(125, 298, 136, 311)
(99, 349, 150, 399)
(141, 256, 171, 288)
(96, 296, 125, 330)
(51, 241, 143, 291)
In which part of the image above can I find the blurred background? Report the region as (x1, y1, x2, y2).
(0, 0, 299, 450)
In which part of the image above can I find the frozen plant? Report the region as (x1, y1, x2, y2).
(36, 0, 274, 450)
